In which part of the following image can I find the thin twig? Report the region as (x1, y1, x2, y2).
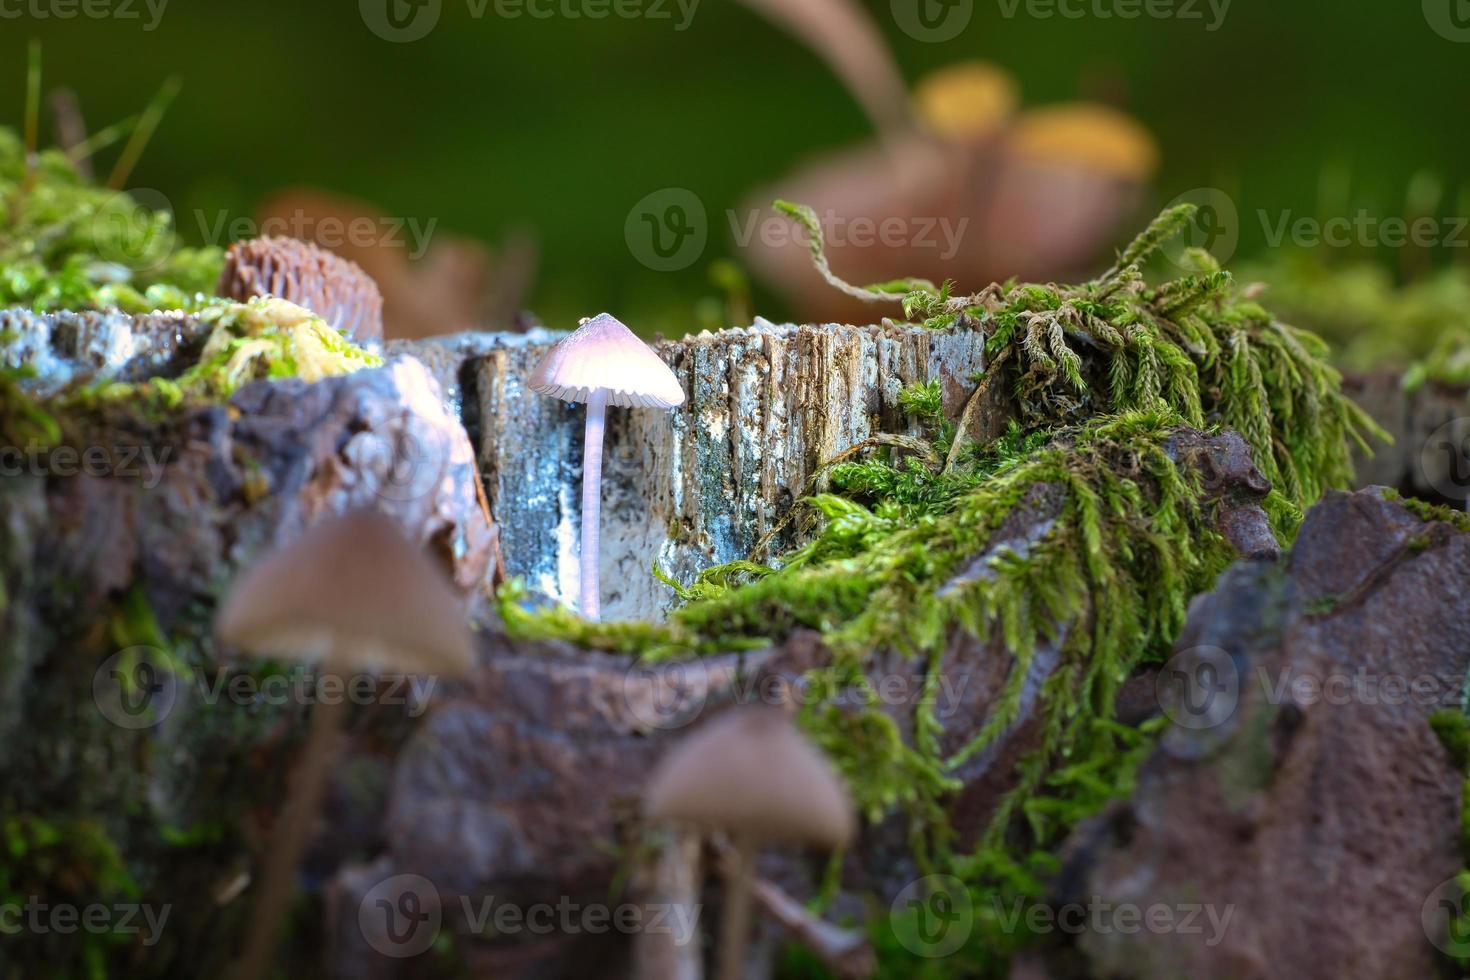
(47, 88, 89, 179)
(23, 41, 41, 163)
(943, 346, 1012, 474)
(11, 41, 42, 226)
(107, 76, 180, 190)
(712, 838, 874, 980)
(813, 433, 940, 485)
(66, 113, 139, 168)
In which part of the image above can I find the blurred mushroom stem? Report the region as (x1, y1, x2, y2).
(712, 838, 875, 980)
(632, 830, 704, 980)
(236, 666, 351, 980)
(716, 834, 757, 980)
(580, 388, 608, 621)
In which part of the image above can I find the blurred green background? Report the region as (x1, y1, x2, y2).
(3, 0, 1467, 332)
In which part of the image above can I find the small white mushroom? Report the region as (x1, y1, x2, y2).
(644, 707, 855, 980)
(216, 510, 473, 980)
(528, 313, 685, 620)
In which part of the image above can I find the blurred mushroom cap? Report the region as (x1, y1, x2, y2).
(215, 510, 475, 676)
(1009, 102, 1160, 181)
(912, 61, 1020, 142)
(219, 236, 385, 344)
(644, 707, 855, 848)
(529, 313, 685, 409)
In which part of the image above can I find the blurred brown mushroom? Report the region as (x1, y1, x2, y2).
(644, 707, 854, 980)
(734, 0, 910, 147)
(983, 102, 1160, 281)
(254, 188, 537, 339)
(219, 236, 385, 343)
(738, 53, 1161, 324)
(216, 510, 474, 980)
(912, 61, 1019, 145)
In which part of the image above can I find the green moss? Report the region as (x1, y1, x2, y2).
(782, 203, 1383, 517)
(0, 814, 141, 977)
(0, 55, 223, 316)
(2, 297, 382, 452)
(1403, 329, 1470, 392)
(1303, 594, 1341, 616)
(1381, 487, 1470, 533)
(1239, 250, 1470, 374)
(0, 129, 223, 316)
(503, 408, 1236, 976)
(1431, 710, 1470, 770)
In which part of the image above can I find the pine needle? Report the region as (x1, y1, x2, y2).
(107, 76, 180, 190)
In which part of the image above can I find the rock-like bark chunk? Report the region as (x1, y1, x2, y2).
(1040, 489, 1470, 980)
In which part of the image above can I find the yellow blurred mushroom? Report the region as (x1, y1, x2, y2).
(912, 61, 1020, 143)
(1009, 102, 1161, 181)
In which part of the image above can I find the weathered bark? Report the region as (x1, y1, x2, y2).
(0, 306, 214, 394)
(1022, 489, 1470, 980)
(0, 340, 493, 976)
(466, 318, 1002, 620)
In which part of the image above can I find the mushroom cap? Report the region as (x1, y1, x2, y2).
(912, 61, 1019, 142)
(643, 707, 855, 848)
(218, 235, 385, 344)
(1009, 103, 1160, 181)
(215, 510, 474, 676)
(528, 313, 686, 409)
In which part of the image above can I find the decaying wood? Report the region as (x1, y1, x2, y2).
(1028, 490, 1470, 980)
(464, 318, 999, 620)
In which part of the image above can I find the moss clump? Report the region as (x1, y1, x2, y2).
(504, 409, 1235, 924)
(181, 297, 383, 395)
(0, 126, 223, 316)
(26, 297, 378, 419)
(779, 201, 1382, 513)
(1403, 329, 1470, 393)
(1381, 487, 1470, 534)
(1, 53, 222, 315)
(1239, 251, 1470, 374)
(0, 814, 143, 977)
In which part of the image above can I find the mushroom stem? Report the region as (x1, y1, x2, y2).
(717, 834, 757, 980)
(580, 388, 608, 621)
(236, 663, 351, 980)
